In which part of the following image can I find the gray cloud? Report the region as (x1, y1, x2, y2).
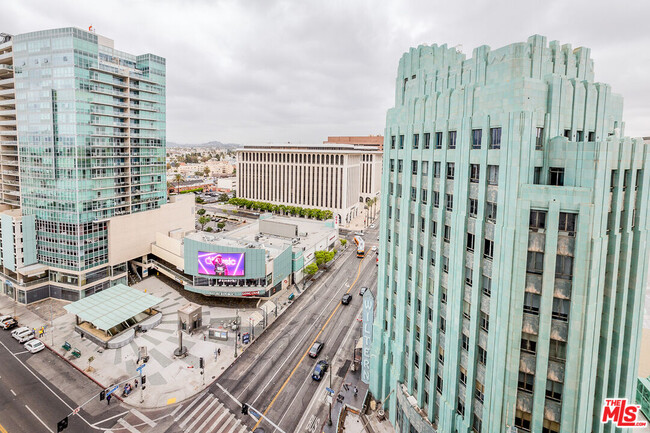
(1, 0, 648, 143)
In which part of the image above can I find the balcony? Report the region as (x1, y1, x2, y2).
(129, 103, 159, 112)
(0, 52, 12, 62)
(0, 88, 14, 97)
(90, 131, 128, 138)
(92, 99, 128, 108)
(91, 86, 127, 97)
(0, 129, 17, 136)
(0, 109, 17, 117)
(0, 77, 14, 88)
(0, 99, 16, 108)
(2, 158, 18, 166)
(0, 119, 16, 126)
(90, 119, 128, 128)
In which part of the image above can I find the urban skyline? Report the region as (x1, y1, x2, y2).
(1, 0, 649, 144)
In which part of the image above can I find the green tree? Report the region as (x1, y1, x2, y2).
(305, 263, 319, 276)
(217, 222, 226, 229)
(206, 227, 214, 232)
(198, 215, 211, 230)
(204, 166, 211, 177)
(197, 208, 207, 216)
(340, 239, 347, 247)
(314, 250, 336, 267)
(218, 193, 229, 202)
(174, 173, 183, 192)
(195, 196, 204, 204)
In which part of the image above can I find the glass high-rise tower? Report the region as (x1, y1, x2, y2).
(370, 35, 649, 433)
(0, 28, 167, 302)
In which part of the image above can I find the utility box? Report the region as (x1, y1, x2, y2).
(178, 303, 202, 333)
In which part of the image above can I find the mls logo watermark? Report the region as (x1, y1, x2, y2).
(601, 399, 647, 428)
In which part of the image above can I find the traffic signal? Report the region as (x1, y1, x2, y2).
(241, 403, 249, 415)
(57, 417, 68, 432)
(141, 375, 146, 385)
(99, 390, 105, 401)
(199, 357, 204, 369)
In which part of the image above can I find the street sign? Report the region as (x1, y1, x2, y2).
(326, 387, 334, 394)
(136, 363, 147, 373)
(249, 409, 260, 420)
(326, 395, 333, 405)
(106, 385, 119, 396)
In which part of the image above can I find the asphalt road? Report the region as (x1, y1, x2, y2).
(0, 326, 130, 433)
(210, 230, 379, 433)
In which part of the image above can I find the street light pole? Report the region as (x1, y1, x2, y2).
(50, 304, 53, 346)
(328, 356, 333, 426)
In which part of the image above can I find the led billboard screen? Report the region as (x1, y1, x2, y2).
(198, 252, 245, 276)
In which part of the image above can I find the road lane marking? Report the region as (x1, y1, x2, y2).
(13, 351, 28, 355)
(25, 404, 54, 433)
(117, 418, 140, 433)
(169, 404, 182, 416)
(173, 392, 204, 421)
(217, 383, 242, 406)
(130, 409, 156, 428)
(195, 401, 225, 433)
(253, 257, 365, 431)
(207, 407, 230, 433)
(185, 397, 218, 432)
(90, 411, 129, 427)
(179, 394, 212, 428)
(10, 389, 15, 396)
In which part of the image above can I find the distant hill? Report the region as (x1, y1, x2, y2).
(167, 141, 241, 149)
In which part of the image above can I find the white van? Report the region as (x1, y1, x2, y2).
(11, 326, 30, 339)
(15, 329, 34, 343)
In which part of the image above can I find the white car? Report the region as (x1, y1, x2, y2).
(11, 326, 30, 339)
(16, 329, 34, 343)
(0, 315, 11, 323)
(24, 339, 45, 353)
(370, 224, 375, 229)
(371, 246, 378, 252)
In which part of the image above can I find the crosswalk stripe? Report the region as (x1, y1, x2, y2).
(184, 397, 219, 432)
(194, 401, 225, 433)
(130, 409, 156, 428)
(179, 394, 213, 428)
(117, 418, 140, 433)
(227, 420, 242, 433)
(205, 405, 230, 433)
(215, 417, 235, 433)
(175, 393, 205, 421)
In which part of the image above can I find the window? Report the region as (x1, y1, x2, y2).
(411, 187, 417, 201)
(436, 375, 443, 393)
(459, 366, 467, 385)
(433, 191, 440, 208)
(446, 163, 455, 179)
(487, 165, 499, 185)
(448, 131, 457, 149)
(438, 345, 445, 364)
(472, 129, 482, 149)
(413, 134, 419, 149)
(398, 159, 403, 173)
(533, 167, 542, 184)
(389, 183, 394, 195)
(425, 362, 430, 379)
(486, 201, 497, 222)
(444, 225, 451, 242)
(478, 346, 487, 366)
(552, 297, 570, 322)
(535, 127, 544, 150)
(446, 194, 453, 211)
(390, 159, 395, 172)
(470, 164, 480, 183)
(518, 372, 534, 393)
(475, 381, 485, 403)
(564, 129, 571, 139)
(523, 292, 541, 315)
(483, 239, 494, 259)
(424, 133, 431, 149)
(482, 276, 492, 297)
(515, 410, 532, 432)
(490, 127, 502, 149)
(462, 333, 470, 350)
(420, 217, 426, 232)
(441, 288, 447, 304)
(555, 254, 574, 279)
(558, 212, 577, 233)
(467, 233, 475, 251)
(463, 301, 471, 319)
(399, 135, 404, 149)
(421, 189, 428, 204)
(433, 162, 441, 178)
(412, 161, 418, 175)
(457, 398, 465, 416)
(543, 419, 561, 433)
(480, 311, 489, 332)
(391, 136, 396, 149)
(521, 332, 537, 354)
(431, 220, 437, 236)
(549, 339, 567, 361)
(546, 379, 563, 401)
(465, 267, 473, 286)
(435, 132, 443, 149)
(529, 210, 547, 230)
(397, 184, 402, 197)
(442, 256, 449, 273)
(527, 251, 544, 274)
(422, 161, 428, 176)
(548, 167, 564, 186)
(472, 414, 483, 433)
(469, 198, 478, 217)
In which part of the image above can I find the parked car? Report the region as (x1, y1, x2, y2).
(342, 293, 353, 305)
(0, 315, 12, 324)
(24, 339, 45, 354)
(11, 326, 30, 339)
(370, 224, 375, 229)
(359, 287, 368, 296)
(371, 246, 378, 253)
(309, 341, 324, 358)
(312, 360, 329, 381)
(2, 318, 18, 330)
(14, 328, 34, 343)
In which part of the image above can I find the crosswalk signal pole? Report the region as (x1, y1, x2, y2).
(328, 356, 332, 426)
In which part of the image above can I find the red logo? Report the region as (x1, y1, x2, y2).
(601, 399, 647, 428)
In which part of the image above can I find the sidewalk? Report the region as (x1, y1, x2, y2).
(323, 361, 369, 433)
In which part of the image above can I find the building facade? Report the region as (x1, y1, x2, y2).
(237, 142, 382, 224)
(0, 28, 183, 303)
(370, 36, 650, 433)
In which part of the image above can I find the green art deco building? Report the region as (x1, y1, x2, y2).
(0, 28, 167, 302)
(370, 35, 649, 433)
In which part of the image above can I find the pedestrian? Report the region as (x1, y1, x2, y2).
(107, 394, 112, 406)
(217, 348, 221, 356)
(134, 378, 138, 389)
(354, 386, 358, 397)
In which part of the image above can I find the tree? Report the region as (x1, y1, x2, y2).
(204, 166, 211, 177)
(305, 263, 318, 276)
(174, 173, 183, 193)
(197, 208, 207, 216)
(206, 227, 214, 232)
(198, 215, 211, 230)
(87, 356, 95, 372)
(218, 193, 229, 202)
(340, 239, 347, 247)
(195, 196, 204, 204)
(314, 250, 336, 267)
(217, 222, 226, 229)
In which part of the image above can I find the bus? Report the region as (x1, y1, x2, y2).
(354, 236, 365, 258)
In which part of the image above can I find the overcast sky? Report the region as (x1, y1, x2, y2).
(2, 0, 649, 144)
